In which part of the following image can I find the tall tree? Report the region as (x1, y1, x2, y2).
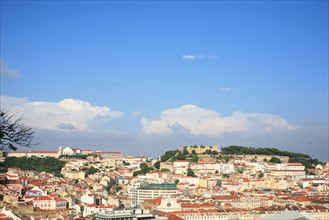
(0, 110, 35, 152)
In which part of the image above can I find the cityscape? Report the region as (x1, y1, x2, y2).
(0, 145, 328, 219)
(1, 1, 328, 220)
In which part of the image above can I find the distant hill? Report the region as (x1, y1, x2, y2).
(221, 145, 308, 158)
(160, 145, 323, 171)
(221, 145, 323, 170)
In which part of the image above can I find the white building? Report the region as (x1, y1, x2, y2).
(32, 195, 66, 210)
(216, 162, 234, 174)
(58, 146, 82, 156)
(178, 176, 199, 187)
(80, 190, 96, 204)
(130, 183, 178, 207)
(173, 160, 189, 168)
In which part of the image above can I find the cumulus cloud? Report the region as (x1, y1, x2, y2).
(141, 104, 297, 136)
(0, 59, 20, 78)
(1, 96, 124, 130)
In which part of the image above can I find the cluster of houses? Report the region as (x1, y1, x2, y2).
(0, 145, 329, 220)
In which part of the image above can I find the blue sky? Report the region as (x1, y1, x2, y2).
(1, 1, 328, 161)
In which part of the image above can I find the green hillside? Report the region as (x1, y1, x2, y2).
(221, 145, 322, 169)
(0, 157, 66, 177)
(159, 145, 323, 171)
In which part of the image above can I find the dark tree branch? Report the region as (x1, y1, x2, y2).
(0, 109, 36, 152)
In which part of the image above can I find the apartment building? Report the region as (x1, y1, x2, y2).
(130, 183, 178, 207)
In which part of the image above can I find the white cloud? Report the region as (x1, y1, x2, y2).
(182, 54, 218, 60)
(0, 59, 20, 78)
(0, 96, 29, 109)
(220, 87, 234, 92)
(182, 54, 197, 60)
(131, 111, 141, 118)
(141, 104, 297, 136)
(1, 96, 124, 130)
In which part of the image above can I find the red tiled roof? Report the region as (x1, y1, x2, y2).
(143, 196, 162, 206)
(157, 211, 184, 220)
(181, 203, 215, 209)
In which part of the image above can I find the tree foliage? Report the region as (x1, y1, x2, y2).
(175, 152, 187, 160)
(133, 163, 154, 176)
(161, 150, 178, 162)
(59, 154, 88, 159)
(81, 166, 99, 176)
(0, 110, 35, 152)
(183, 148, 189, 155)
(0, 156, 66, 177)
(189, 154, 199, 163)
(187, 168, 196, 177)
(221, 145, 322, 169)
(154, 161, 160, 169)
(221, 145, 312, 159)
(160, 168, 171, 172)
(203, 149, 218, 155)
(269, 157, 282, 164)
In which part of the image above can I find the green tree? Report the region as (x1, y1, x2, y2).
(223, 156, 230, 162)
(269, 157, 282, 164)
(123, 161, 130, 166)
(140, 162, 148, 170)
(183, 148, 189, 155)
(161, 168, 171, 172)
(176, 153, 187, 160)
(161, 150, 178, 162)
(154, 161, 160, 169)
(133, 170, 144, 176)
(187, 168, 196, 177)
(115, 186, 122, 192)
(174, 179, 179, 184)
(189, 154, 199, 163)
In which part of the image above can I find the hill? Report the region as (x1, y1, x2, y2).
(160, 145, 323, 171)
(0, 157, 66, 177)
(222, 145, 322, 169)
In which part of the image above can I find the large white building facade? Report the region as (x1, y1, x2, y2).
(130, 183, 178, 207)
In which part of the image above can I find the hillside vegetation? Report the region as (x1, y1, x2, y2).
(160, 145, 322, 171)
(0, 157, 66, 177)
(221, 145, 322, 169)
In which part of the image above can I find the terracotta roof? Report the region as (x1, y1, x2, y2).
(181, 203, 216, 209)
(157, 211, 184, 220)
(143, 196, 162, 206)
